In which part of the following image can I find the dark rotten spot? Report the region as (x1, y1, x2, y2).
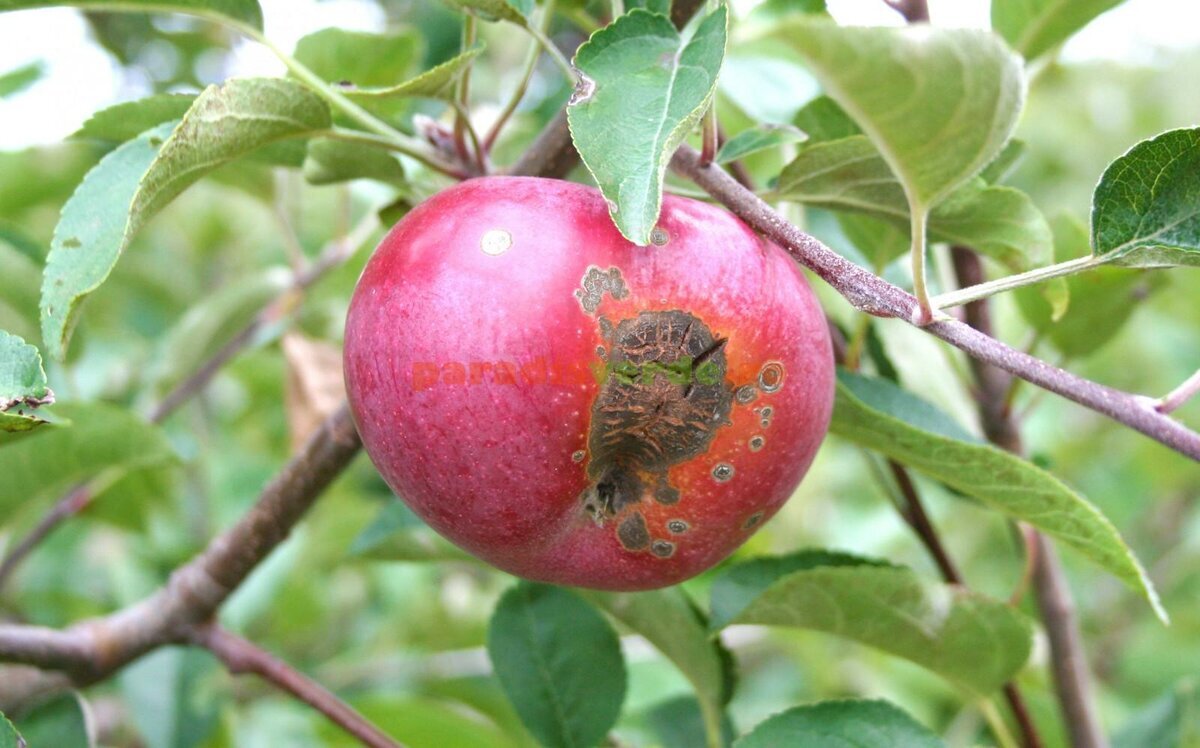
(578, 310, 735, 557)
(617, 513, 651, 550)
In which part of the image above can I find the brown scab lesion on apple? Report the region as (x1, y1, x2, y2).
(575, 266, 629, 314)
(578, 308, 735, 558)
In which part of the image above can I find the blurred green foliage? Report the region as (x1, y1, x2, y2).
(0, 2, 1197, 747)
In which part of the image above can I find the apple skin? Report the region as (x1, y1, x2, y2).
(344, 177, 833, 590)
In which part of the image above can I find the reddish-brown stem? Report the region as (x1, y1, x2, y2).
(886, 462, 962, 584)
(191, 624, 402, 748)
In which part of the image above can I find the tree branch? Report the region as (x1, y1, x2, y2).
(670, 147, 1200, 462)
(0, 216, 377, 596)
(191, 624, 402, 748)
(0, 404, 361, 701)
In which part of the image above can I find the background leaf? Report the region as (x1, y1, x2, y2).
(1016, 213, 1164, 357)
(735, 699, 944, 748)
(0, 61, 44, 98)
(568, 7, 727, 245)
(344, 45, 484, 101)
(586, 587, 733, 743)
(12, 693, 92, 748)
(0, 0, 264, 30)
(1091, 127, 1200, 268)
(992, 0, 1126, 61)
(441, 0, 531, 25)
(0, 402, 177, 519)
(0, 330, 52, 432)
(1113, 679, 1200, 748)
(41, 78, 329, 359)
(778, 133, 1051, 270)
(349, 500, 473, 562)
(119, 648, 223, 748)
(716, 125, 805, 164)
(0, 711, 21, 748)
(303, 139, 406, 187)
(71, 94, 196, 143)
(40, 122, 175, 360)
(709, 551, 1033, 695)
(779, 21, 1024, 212)
(832, 371, 1165, 620)
(645, 697, 736, 748)
(293, 28, 421, 87)
(487, 582, 626, 748)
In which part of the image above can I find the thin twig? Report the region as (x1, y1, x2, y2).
(453, 17, 479, 169)
(484, 0, 556, 154)
(191, 624, 402, 748)
(886, 462, 962, 584)
(1156, 367, 1200, 414)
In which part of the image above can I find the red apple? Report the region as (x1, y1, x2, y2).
(344, 177, 834, 590)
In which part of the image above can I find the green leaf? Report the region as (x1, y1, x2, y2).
(778, 136, 1052, 269)
(12, 694, 92, 748)
(442, 0, 531, 24)
(1016, 214, 1164, 358)
(792, 94, 860, 142)
(40, 123, 174, 361)
(1113, 679, 1200, 748)
(0, 60, 44, 98)
(487, 582, 626, 748)
(0, 402, 177, 519)
(350, 500, 472, 562)
(586, 587, 733, 744)
(645, 696, 736, 748)
(147, 267, 292, 398)
(716, 125, 805, 164)
(293, 27, 421, 88)
(41, 78, 330, 360)
(323, 695, 518, 747)
(568, 6, 728, 245)
(147, 268, 291, 397)
(0, 0, 263, 30)
(709, 551, 1032, 695)
(343, 45, 485, 101)
(992, 0, 1125, 61)
(735, 699, 944, 748)
(831, 371, 1166, 621)
(71, 93, 196, 142)
(836, 213, 910, 270)
(0, 330, 53, 433)
(626, 0, 670, 14)
(979, 138, 1027, 184)
(1091, 127, 1200, 268)
(779, 20, 1024, 212)
(119, 647, 223, 748)
(0, 711, 22, 748)
(303, 139, 407, 187)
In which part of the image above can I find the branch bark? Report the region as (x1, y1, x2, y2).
(0, 404, 361, 700)
(192, 624, 402, 748)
